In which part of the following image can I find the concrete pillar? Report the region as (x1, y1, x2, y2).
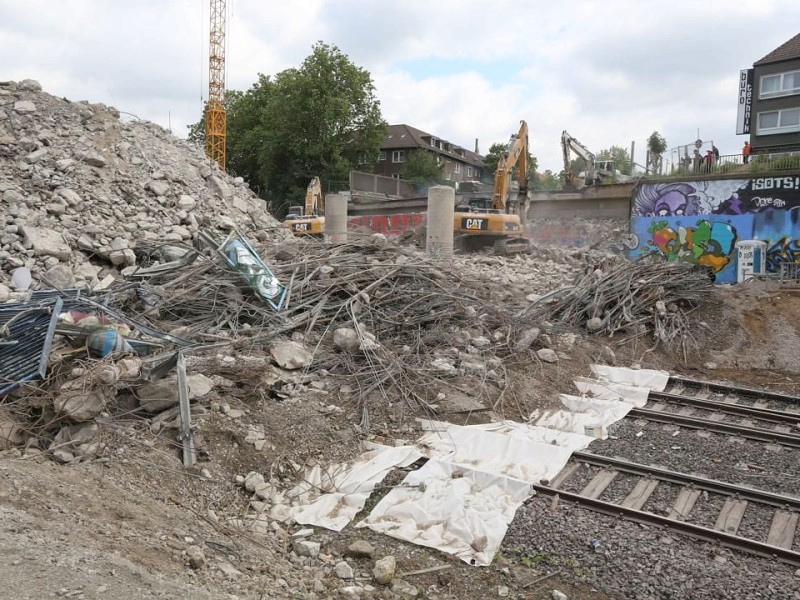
(325, 194, 348, 243)
(425, 185, 454, 261)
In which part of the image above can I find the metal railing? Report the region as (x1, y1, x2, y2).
(663, 148, 800, 177)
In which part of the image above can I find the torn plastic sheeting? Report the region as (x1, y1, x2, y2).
(559, 393, 634, 422)
(572, 376, 650, 408)
(416, 422, 583, 484)
(590, 364, 669, 391)
(288, 444, 421, 531)
(358, 459, 533, 566)
(418, 419, 595, 453)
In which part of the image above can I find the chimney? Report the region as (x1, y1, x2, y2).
(475, 138, 479, 154)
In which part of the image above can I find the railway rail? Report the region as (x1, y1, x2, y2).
(613, 376, 800, 448)
(536, 452, 800, 566)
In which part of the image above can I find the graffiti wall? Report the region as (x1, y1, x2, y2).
(630, 177, 800, 283)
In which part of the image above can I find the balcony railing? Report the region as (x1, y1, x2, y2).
(662, 146, 800, 177)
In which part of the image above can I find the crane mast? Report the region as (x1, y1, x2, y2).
(205, 0, 226, 171)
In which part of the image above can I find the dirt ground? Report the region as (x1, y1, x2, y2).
(1, 282, 799, 600)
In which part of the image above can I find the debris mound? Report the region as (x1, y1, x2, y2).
(0, 78, 287, 292)
(519, 260, 713, 355)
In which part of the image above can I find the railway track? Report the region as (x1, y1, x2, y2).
(615, 376, 800, 448)
(536, 452, 800, 565)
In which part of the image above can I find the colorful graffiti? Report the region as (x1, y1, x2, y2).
(630, 208, 799, 283)
(633, 177, 800, 218)
(766, 236, 800, 273)
(631, 179, 800, 283)
(640, 219, 737, 274)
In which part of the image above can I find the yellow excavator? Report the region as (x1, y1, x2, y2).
(453, 120, 530, 255)
(284, 176, 325, 236)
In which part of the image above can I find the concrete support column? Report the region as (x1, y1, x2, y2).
(425, 185, 454, 261)
(325, 194, 348, 243)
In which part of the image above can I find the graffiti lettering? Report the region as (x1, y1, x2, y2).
(765, 237, 800, 273)
(752, 196, 787, 208)
(642, 219, 738, 275)
(751, 177, 800, 191)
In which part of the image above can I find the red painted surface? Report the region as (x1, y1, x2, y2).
(348, 213, 427, 236)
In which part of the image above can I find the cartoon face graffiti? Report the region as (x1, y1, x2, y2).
(634, 183, 703, 217)
(645, 220, 738, 274)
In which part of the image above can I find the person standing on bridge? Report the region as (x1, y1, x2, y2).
(742, 141, 752, 164)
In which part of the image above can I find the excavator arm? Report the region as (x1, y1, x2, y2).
(491, 120, 529, 219)
(304, 176, 323, 216)
(561, 130, 598, 188)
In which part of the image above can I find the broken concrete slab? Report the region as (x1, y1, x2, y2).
(270, 341, 312, 370)
(20, 225, 72, 260)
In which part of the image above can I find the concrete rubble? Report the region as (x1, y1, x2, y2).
(0, 79, 759, 599)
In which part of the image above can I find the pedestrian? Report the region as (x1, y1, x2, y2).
(704, 150, 714, 172)
(712, 144, 720, 162)
(742, 141, 752, 164)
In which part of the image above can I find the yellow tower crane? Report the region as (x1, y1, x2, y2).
(205, 0, 226, 171)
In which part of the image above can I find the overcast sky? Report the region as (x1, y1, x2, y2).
(1, 1, 799, 172)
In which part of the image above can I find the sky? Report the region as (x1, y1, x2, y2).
(1, 1, 799, 173)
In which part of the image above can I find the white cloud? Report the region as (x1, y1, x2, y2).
(2, 1, 799, 171)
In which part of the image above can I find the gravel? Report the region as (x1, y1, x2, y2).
(505, 495, 800, 600)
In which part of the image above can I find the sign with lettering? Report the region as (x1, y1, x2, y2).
(462, 217, 488, 230)
(736, 69, 754, 135)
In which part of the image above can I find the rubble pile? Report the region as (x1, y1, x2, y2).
(0, 232, 574, 462)
(520, 260, 714, 357)
(452, 243, 621, 308)
(0, 78, 287, 294)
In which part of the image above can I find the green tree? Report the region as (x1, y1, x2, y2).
(188, 42, 387, 215)
(403, 150, 446, 189)
(482, 142, 538, 185)
(647, 131, 667, 155)
(647, 131, 667, 175)
(596, 145, 632, 175)
(532, 170, 562, 191)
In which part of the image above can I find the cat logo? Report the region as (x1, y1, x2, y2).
(464, 218, 486, 230)
(292, 223, 309, 232)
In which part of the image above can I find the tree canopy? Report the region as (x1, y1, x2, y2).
(482, 142, 538, 185)
(189, 42, 387, 216)
(596, 145, 632, 175)
(402, 150, 449, 190)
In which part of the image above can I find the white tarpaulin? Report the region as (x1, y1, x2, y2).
(415, 420, 585, 484)
(590, 364, 669, 391)
(289, 444, 421, 531)
(357, 458, 533, 566)
(572, 376, 650, 407)
(529, 393, 635, 439)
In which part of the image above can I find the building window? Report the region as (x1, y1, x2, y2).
(430, 138, 436, 147)
(378, 151, 386, 161)
(358, 153, 367, 165)
(757, 108, 800, 134)
(392, 150, 405, 163)
(391, 173, 403, 180)
(760, 70, 800, 99)
(455, 162, 461, 174)
(445, 171, 451, 181)
(466, 167, 473, 177)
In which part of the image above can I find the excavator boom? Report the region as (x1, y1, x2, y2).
(284, 176, 325, 236)
(453, 120, 530, 255)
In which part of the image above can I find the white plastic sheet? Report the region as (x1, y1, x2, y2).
(289, 444, 421, 531)
(590, 364, 669, 391)
(572, 376, 651, 408)
(357, 459, 533, 566)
